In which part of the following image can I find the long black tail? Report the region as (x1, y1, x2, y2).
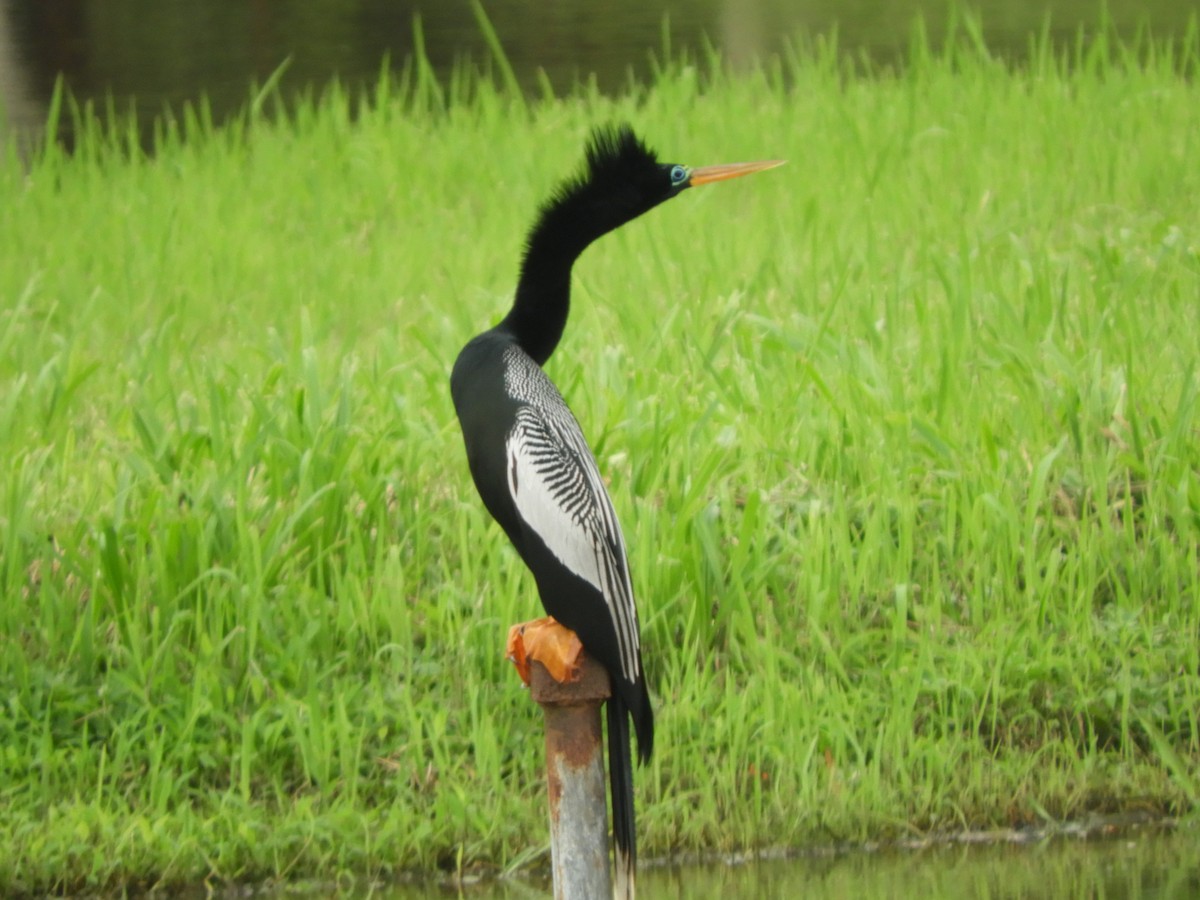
(607, 693, 636, 899)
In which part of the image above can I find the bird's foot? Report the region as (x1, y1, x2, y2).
(506, 617, 585, 685)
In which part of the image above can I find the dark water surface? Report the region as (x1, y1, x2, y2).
(2, 0, 1199, 147)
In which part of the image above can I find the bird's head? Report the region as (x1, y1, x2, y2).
(578, 124, 784, 223)
(528, 124, 784, 252)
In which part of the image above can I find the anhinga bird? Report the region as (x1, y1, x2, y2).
(450, 125, 781, 897)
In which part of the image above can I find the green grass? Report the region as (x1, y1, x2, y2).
(2, 16, 1200, 896)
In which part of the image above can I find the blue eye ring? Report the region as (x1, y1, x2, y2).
(669, 164, 689, 185)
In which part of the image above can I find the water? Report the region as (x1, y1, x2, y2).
(241, 826, 1200, 899)
(2, 0, 1199, 148)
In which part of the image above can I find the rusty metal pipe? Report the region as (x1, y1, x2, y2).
(529, 654, 613, 899)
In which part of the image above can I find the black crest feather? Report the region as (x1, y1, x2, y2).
(584, 124, 660, 180)
(525, 124, 671, 262)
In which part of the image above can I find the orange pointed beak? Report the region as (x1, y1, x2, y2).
(687, 158, 786, 186)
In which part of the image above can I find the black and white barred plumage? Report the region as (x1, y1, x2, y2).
(503, 346, 642, 685)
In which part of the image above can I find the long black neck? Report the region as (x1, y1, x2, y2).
(498, 177, 642, 366)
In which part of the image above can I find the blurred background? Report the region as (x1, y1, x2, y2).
(2, 0, 1199, 150)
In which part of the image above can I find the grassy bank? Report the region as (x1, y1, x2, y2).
(2, 19, 1199, 896)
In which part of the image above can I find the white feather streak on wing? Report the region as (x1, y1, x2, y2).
(506, 406, 641, 683)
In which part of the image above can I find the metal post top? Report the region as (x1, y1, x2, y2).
(507, 617, 612, 706)
(530, 654, 611, 706)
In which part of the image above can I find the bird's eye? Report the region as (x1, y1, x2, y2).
(669, 165, 689, 185)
